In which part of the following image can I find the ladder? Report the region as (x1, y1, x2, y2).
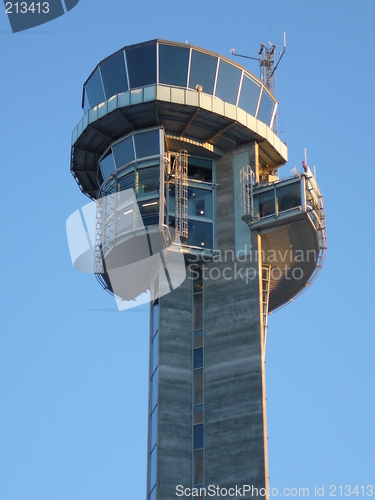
(174, 150, 188, 239)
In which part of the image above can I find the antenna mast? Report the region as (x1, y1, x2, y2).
(231, 32, 286, 133)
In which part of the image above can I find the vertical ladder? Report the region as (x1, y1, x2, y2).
(262, 264, 271, 354)
(240, 165, 254, 220)
(94, 201, 103, 274)
(174, 150, 188, 239)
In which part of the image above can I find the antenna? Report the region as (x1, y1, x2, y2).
(231, 32, 286, 134)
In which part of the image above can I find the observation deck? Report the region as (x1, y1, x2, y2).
(241, 166, 327, 311)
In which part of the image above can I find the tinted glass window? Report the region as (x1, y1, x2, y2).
(150, 407, 157, 450)
(118, 171, 135, 192)
(83, 88, 90, 113)
(188, 157, 212, 182)
(194, 347, 203, 369)
(188, 220, 213, 249)
(113, 137, 135, 169)
(194, 424, 204, 450)
(152, 332, 158, 373)
(151, 368, 158, 410)
(126, 43, 156, 89)
(168, 185, 175, 214)
(159, 44, 189, 87)
(194, 405, 204, 424)
(99, 152, 116, 180)
(137, 168, 160, 196)
(85, 67, 105, 108)
(188, 188, 212, 219)
(194, 369, 203, 405)
(193, 267, 203, 293)
(100, 51, 128, 100)
(254, 190, 275, 219)
(149, 447, 157, 490)
(189, 50, 217, 94)
(194, 293, 203, 331)
(194, 329, 203, 348)
(139, 199, 159, 226)
(134, 130, 160, 159)
(238, 74, 261, 115)
(215, 59, 242, 105)
(193, 449, 203, 485)
(277, 183, 301, 212)
(152, 301, 159, 337)
(257, 89, 276, 126)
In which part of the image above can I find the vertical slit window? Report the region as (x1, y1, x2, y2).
(194, 369, 203, 406)
(194, 424, 204, 450)
(194, 293, 203, 330)
(151, 368, 158, 411)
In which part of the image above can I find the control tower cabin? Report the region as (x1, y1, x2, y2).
(70, 40, 326, 499)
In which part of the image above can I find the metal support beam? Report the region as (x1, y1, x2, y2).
(179, 108, 200, 138)
(205, 122, 235, 144)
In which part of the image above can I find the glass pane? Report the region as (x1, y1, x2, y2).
(99, 152, 116, 180)
(118, 171, 135, 192)
(194, 404, 204, 424)
(113, 137, 135, 169)
(134, 130, 160, 159)
(151, 368, 158, 411)
(238, 74, 261, 116)
(194, 423, 204, 450)
(194, 293, 203, 330)
(193, 449, 204, 485)
(100, 51, 128, 100)
(83, 88, 90, 113)
(187, 220, 213, 249)
(126, 43, 157, 89)
(85, 67, 105, 108)
(152, 332, 158, 373)
(137, 167, 160, 196)
(194, 347, 203, 369)
(188, 188, 212, 219)
(194, 369, 203, 405)
(194, 330, 203, 349)
(215, 59, 242, 105)
(193, 266, 203, 293)
(276, 182, 301, 212)
(257, 89, 276, 126)
(150, 407, 157, 450)
(149, 447, 157, 491)
(152, 301, 159, 337)
(159, 44, 189, 87)
(149, 488, 156, 500)
(168, 185, 175, 214)
(188, 157, 212, 182)
(116, 207, 134, 237)
(139, 199, 159, 226)
(189, 50, 217, 94)
(253, 190, 275, 219)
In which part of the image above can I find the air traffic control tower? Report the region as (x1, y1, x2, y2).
(69, 40, 326, 499)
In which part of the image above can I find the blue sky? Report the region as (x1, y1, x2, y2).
(1, 1, 375, 498)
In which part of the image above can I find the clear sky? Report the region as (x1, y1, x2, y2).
(1, 1, 375, 498)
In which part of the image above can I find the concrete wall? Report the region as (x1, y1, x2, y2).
(156, 273, 193, 499)
(152, 142, 268, 499)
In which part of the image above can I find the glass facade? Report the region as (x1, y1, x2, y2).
(149, 298, 159, 499)
(192, 267, 204, 488)
(253, 180, 303, 221)
(167, 156, 215, 250)
(82, 42, 277, 128)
